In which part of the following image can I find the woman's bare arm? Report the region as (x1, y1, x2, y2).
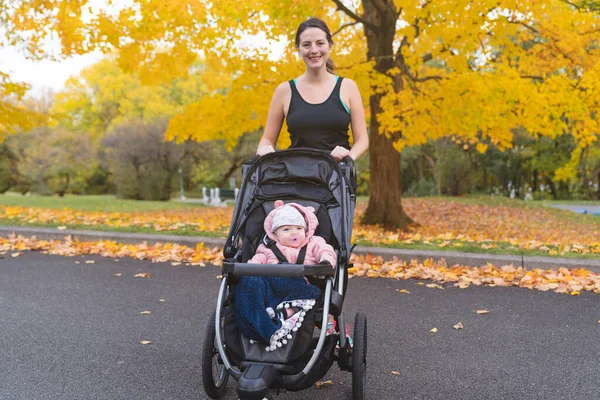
(257, 82, 289, 155)
(345, 79, 369, 160)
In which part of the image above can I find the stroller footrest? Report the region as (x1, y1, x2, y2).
(236, 364, 280, 400)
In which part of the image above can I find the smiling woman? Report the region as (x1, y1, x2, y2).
(256, 17, 369, 164)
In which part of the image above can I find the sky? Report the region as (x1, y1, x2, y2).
(0, 46, 104, 95)
(0, 32, 285, 97)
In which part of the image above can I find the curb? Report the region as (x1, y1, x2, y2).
(2, 225, 600, 274)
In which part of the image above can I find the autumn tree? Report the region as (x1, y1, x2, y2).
(3, 0, 599, 227)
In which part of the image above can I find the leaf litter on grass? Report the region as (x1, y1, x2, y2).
(3, 234, 600, 296)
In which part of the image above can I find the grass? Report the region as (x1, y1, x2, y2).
(3, 193, 599, 260)
(357, 240, 600, 261)
(0, 218, 225, 238)
(4, 215, 598, 259)
(0, 193, 208, 212)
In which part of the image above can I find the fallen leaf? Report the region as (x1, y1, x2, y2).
(476, 309, 489, 314)
(85, 260, 95, 264)
(74, 261, 80, 264)
(429, 328, 438, 333)
(140, 311, 152, 315)
(315, 380, 333, 388)
(426, 283, 444, 290)
(112, 273, 122, 277)
(417, 282, 425, 286)
(57, 226, 67, 230)
(11, 252, 21, 257)
(140, 340, 153, 345)
(159, 299, 166, 302)
(216, 274, 223, 279)
(134, 273, 150, 278)
(391, 371, 401, 375)
(171, 262, 181, 266)
(453, 322, 464, 330)
(397, 289, 410, 294)
(570, 291, 581, 296)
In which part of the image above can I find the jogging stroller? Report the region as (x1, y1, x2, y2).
(202, 148, 367, 400)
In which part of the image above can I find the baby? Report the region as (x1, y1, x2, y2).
(235, 200, 336, 352)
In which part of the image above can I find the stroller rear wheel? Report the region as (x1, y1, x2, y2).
(202, 310, 230, 399)
(352, 312, 367, 400)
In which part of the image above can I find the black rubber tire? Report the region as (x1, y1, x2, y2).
(352, 312, 367, 400)
(202, 310, 229, 399)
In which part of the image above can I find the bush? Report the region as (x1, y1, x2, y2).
(404, 179, 436, 197)
(104, 119, 184, 201)
(435, 142, 473, 196)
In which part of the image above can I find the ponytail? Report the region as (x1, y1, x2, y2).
(326, 58, 335, 74)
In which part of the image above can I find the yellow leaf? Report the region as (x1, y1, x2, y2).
(11, 252, 21, 257)
(140, 340, 153, 345)
(426, 283, 444, 290)
(476, 309, 489, 314)
(397, 289, 410, 294)
(159, 299, 166, 302)
(171, 262, 181, 266)
(140, 311, 152, 315)
(85, 260, 95, 264)
(429, 328, 438, 333)
(315, 380, 333, 388)
(570, 291, 581, 296)
(57, 226, 67, 230)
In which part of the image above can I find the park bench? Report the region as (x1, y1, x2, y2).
(219, 189, 236, 200)
(200, 187, 239, 206)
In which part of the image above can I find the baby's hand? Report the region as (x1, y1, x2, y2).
(330, 146, 350, 161)
(319, 255, 335, 267)
(257, 145, 275, 156)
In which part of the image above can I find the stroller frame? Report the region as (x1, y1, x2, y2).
(203, 149, 367, 400)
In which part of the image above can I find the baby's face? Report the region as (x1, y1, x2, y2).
(274, 225, 306, 248)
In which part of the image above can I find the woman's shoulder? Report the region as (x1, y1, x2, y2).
(273, 81, 293, 97)
(339, 76, 358, 88)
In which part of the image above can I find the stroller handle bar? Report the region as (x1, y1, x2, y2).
(221, 261, 335, 278)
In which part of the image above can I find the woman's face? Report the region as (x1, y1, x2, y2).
(297, 27, 331, 71)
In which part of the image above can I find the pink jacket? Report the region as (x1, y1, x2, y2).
(248, 200, 336, 267)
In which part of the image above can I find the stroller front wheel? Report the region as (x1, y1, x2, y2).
(352, 312, 367, 400)
(202, 310, 230, 399)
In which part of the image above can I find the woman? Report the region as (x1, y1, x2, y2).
(256, 17, 369, 161)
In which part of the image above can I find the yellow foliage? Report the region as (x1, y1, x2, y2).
(2, 0, 600, 158)
(0, 72, 46, 141)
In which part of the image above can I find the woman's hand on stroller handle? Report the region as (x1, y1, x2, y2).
(257, 145, 275, 156)
(330, 146, 351, 161)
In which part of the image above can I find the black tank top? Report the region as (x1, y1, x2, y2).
(286, 77, 351, 151)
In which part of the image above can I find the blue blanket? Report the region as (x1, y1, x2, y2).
(235, 276, 321, 344)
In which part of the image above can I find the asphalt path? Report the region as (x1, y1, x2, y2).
(1, 252, 599, 400)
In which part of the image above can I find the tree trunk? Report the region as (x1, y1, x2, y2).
(360, 0, 414, 229)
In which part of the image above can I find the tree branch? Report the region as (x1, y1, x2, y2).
(520, 75, 545, 81)
(371, 0, 393, 18)
(331, 0, 379, 32)
(332, 21, 360, 37)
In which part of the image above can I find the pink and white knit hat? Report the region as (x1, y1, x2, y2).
(271, 205, 306, 233)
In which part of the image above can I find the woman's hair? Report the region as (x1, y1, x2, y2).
(294, 17, 335, 73)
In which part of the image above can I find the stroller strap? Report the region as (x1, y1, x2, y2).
(265, 237, 307, 265)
